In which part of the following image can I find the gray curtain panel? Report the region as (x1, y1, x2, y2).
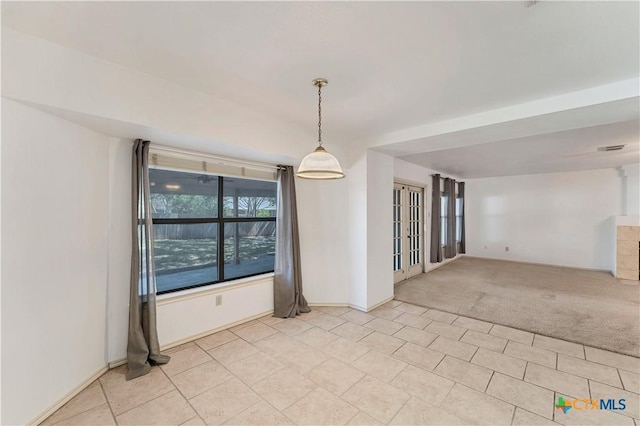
(458, 182, 466, 254)
(127, 139, 170, 380)
(445, 178, 457, 259)
(274, 166, 310, 318)
(430, 174, 443, 263)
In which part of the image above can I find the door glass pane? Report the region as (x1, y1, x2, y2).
(393, 187, 403, 271)
(408, 189, 422, 266)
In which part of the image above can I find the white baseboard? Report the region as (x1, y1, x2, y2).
(107, 309, 274, 369)
(108, 358, 127, 369)
(348, 296, 394, 313)
(30, 365, 108, 426)
(161, 309, 274, 352)
(308, 302, 349, 307)
(363, 296, 394, 312)
(464, 255, 612, 274)
(427, 254, 463, 272)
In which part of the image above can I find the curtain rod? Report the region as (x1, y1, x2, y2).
(431, 173, 465, 183)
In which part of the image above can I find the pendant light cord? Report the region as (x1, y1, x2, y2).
(317, 84, 323, 146)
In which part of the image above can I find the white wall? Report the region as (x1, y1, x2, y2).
(366, 151, 394, 307)
(347, 152, 368, 309)
(1, 28, 342, 164)
(1, 99, 110, 425)
(2, 27, 353, 370)
(297, 178, 350, 305)
(157, 277, 274, 345)
(106, 139, 132, 363)
(466, 168, 623, 271)
(621, 163, 639, 216)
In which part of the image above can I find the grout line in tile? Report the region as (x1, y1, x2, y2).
(179, 415, 203, 426)
(112, 379, 176, 419)
(175, 360, 235, 401)
(616, 368, 625, 391)
(555, 356, 631, 391)
(42, 380, 110, 426)
(349, 349, 370, 366)
(484, 370, 495, 393)
(523, 361, 530, 382)
(392, 363, 410, 383)
(47, 302, 640, 426)
(509, 401, 517, 426)
(434, 379, 457, 408)
(465, 377, 551, 422)
(459, 328, 471, 341)
(520, 406, 557, 425)
(343, 408, 361, 425)
(164, 352, 216, 379)
(390, 340, 408, 356)
(236, 397, 293, 425)
(579, 349, 640, 374)
(392, 324, 408, 337)
(387, 398, 410, 424)
(470, 344, 480, 361)
(387, 390, 411, 425)
(519, 372, 583, 400)
(97, 379, 118, 426)
(336, 374, 368, 405)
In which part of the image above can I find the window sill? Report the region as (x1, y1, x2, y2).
(157, 272, 275, 306)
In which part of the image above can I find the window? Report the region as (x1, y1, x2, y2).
(149, 168, 276, 294)
(440, 189, 448, 247)
(455, 196, 463, 242)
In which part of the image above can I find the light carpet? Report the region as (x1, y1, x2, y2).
(394, 256, 640, 357)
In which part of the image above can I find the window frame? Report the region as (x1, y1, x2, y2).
(150, 168, 276, 295)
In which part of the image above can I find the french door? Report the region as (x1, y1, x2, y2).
(393, 183, 424, 284)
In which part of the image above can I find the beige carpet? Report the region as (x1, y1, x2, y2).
(395, 257, 640, 357)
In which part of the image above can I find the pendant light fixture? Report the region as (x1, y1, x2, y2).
(297, 78, 345, 180)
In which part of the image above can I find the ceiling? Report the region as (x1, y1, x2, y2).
(401, 119, 640, 178)
(2, 1, 639, 177)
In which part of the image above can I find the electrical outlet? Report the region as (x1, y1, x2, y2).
(216, 295, 222, 306)
(505, 246, 509, 252)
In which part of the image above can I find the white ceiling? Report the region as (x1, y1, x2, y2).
(2, 1, 639, 177)
(401, 119, 640, 178)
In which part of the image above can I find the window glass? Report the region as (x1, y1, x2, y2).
(149, 168, 276, 294)
(149, 169, 218, 218)
(154, 224, 218, 293)
(441, 194, 448, 246)
(455, 198, 463, 242)
(223, 222, 276, 279)
(223, 177, 277, 218)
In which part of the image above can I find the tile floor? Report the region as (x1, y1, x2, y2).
(42, 301, 640, 425)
